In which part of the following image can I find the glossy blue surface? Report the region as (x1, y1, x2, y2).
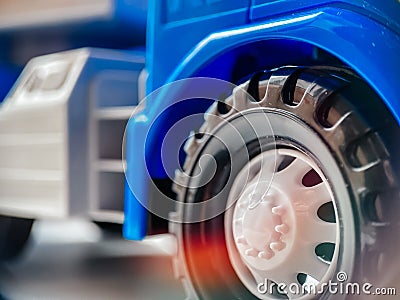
(124, 2, 400, 240)
(145, 0, 250, 93)
(251, 0, 400, 34)
(0, 65, 20, 103)
(168, 7, 400, 123)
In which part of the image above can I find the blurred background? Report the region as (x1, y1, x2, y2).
(0, 1, 187, 299)
(0, 219, 186, 300)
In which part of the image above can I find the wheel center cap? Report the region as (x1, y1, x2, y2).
(233, 183, 292, 267)
(242, 201, 280, 251)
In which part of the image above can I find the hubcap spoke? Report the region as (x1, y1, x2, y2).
(307, 219, 337, 244)
(276, 157, 313, 186)
(299, 254, 330, 282)
(299, 182, 332, 209)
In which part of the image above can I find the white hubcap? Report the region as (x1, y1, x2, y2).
(225, 148, 339, 299)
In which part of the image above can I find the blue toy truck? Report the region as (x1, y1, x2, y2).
(0, 0, 399, 299)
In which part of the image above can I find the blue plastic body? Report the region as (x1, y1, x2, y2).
(0, 64, 21, 103)
(123, 0, 400, 240)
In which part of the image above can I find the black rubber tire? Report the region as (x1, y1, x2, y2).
(172, 66, 400, 299)
(0, 215, 33, 261)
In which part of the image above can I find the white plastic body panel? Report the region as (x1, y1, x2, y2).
(0, 50, 88, 218)
(0, 48, 145, 222)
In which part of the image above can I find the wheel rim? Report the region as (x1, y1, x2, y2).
(225, 148, 340, 299)
(173, 67, 399, 299)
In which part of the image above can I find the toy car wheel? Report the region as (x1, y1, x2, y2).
(170, 67, 399, 299)
(0, 216, 33, 261)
